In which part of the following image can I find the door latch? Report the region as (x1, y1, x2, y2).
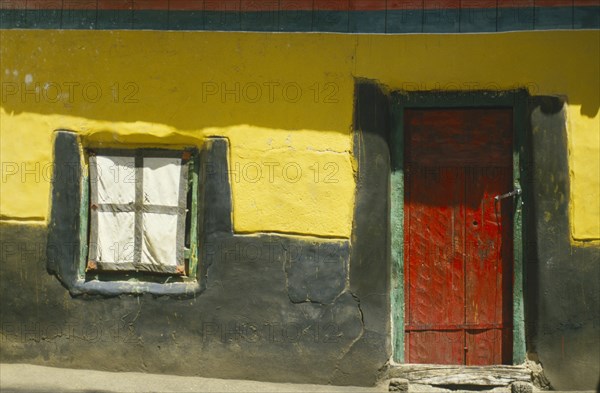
(494, 188, 521, 201)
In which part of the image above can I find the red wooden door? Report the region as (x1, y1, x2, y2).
(404, 108, 513, 365)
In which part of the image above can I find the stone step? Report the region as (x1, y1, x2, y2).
(386, 364, 534, 393)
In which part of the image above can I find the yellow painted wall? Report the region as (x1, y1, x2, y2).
(0, 30, 598, 241)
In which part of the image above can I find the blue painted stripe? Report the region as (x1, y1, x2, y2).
(168, 11, 204, 31)
(349, 10, 386, 33)
(313, 10, 349, 33)
(62, 10, 97, 30)
(133, 10, 169, 30)
(574, 6, 600, 29)
(204, 11, 241, 32)
(278, 11, 312, 32)
(386, 10, 424, 33)
(0, 10, 27, 29)
(497, 7, 535, 32)
(423, 9, 460, 33)
(460, 7, 497, 32)
(96, 9, 132, 30)
(241, 11, 279, 32)
(535, 6, 574, 30)
(0, 8, 598, 32)
(0, 9, 62, 29)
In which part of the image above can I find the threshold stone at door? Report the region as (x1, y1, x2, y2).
(385, 364, 534, 392)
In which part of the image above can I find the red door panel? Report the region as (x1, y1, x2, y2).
(408, 330, 464, 365)
(405, 109, 512, 168)
(404, 108, 513, 365)
(405, 167, 465, 364)
(465, 167, 514, 364)
(466, 329, 503, 365)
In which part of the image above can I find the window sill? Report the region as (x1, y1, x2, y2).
(68, 277, 201, 297)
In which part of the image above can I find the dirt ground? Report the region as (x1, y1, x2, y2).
(1, 363, 595, 393)
(0, 363, 385, 393)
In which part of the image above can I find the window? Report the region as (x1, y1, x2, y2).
(47, 131, 216, 295)
(82, 148, 199, 281)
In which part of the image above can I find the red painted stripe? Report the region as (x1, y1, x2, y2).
(19, 0, 53, 10)
(24, 0, 63, 10)
(279, 0, 312, 11)
(350, 0, 386, 11)
(283, 0, 354, 11)
(534, 0, 572, 6)
(133, 0, 169, 10)
(169, 0, 204, 10)
(422, 0, 461, 10)
(0, 0, 597, 10)
(387, 1, 423, 10)
(496, 0, 534, 7)
(64, 0, 97, 10)
(241, 0, 279, 11)
(203, 0, 240, 11)
(459, 0, 498, 9)
(97, 0, 133, 11)
(531, 0, 599, 6)
(314, 0, 350, 11)
(0, 0, 24, 10)
(388, 0, 498, 10)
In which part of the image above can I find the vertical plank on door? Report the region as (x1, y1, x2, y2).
(465, 166, 513, 365)
(405, 166, 465, 364)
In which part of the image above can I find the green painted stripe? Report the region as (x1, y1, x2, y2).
(574, 6, 600, 28)
(535, 6, 574, 29)
(241, 11, 278, 31)
(133, 10, 169, 30)
(512, 90, 529, 365)
(422, 9, 460, 33)
(96, 9, 133, 30)
(460, 7, 498, 32)
(168, 10, 204, 30)
(0, 8, 598, 31)
(78, 166, 90, 279)
(204, 11, 241, 32)
(386, 10, 424, 33)
(277, 11, 312, 32)
(497, 7, 535, 32)
(62, 10, 97, 29)
(188, 153, 200, 279)
(349, 10, 386, 33)
(313, 10, 349, 33)
(390, 94, 405, 363)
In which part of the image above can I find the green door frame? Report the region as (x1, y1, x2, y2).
(389, 90, 528, 364)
